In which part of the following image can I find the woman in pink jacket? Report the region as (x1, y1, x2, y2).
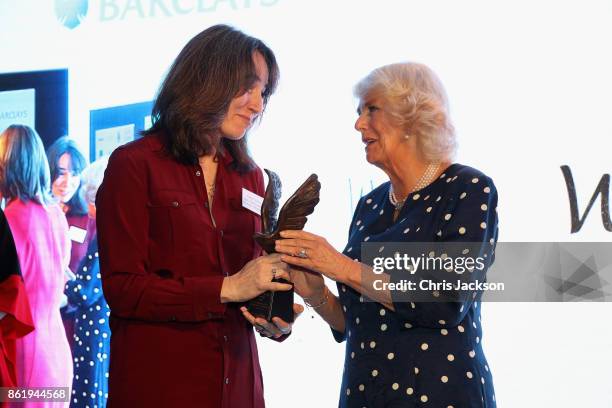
(0, 125, 72, 407)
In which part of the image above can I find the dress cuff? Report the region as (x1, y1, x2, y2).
(185, 275, 227, 320)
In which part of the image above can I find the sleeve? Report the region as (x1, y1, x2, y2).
(330, 296, 346, 342)
(0, 274, 34, 340)
(389, 175, 498, 328)
(0, 209, 34, 339)
(96, 147, 227, 323)
(330, 196, 366, 343)
(65, 238, 104, 308)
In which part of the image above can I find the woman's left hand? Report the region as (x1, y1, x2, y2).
(275, 230, 355, 283)
(240, 303, 304, 338)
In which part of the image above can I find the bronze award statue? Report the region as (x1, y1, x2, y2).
(248, 169, 321, 323)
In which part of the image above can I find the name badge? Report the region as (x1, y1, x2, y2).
(242, 188, 263, 215)
(68, 225, 87, 244)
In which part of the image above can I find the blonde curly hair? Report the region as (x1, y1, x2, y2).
(79, 157, 109, 205)
(354, 62, 457, 162)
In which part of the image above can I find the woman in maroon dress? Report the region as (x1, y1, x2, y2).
(47, 136, 94, 275)
(47, 136, 94, 352)
(96, 25, 299, 408)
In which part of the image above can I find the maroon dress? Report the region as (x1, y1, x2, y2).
(66, 214, 96, 275)
(61, 213, 95, 352)
(96, 133, 270, 407)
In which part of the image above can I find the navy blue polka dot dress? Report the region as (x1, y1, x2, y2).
(334, 164, 498, 408)
(64, 236, 110, 408)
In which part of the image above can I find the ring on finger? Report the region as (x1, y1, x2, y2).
(271, 268, 277, 280)
(260, 325, 274, 336)
(297, 248, 308, 259)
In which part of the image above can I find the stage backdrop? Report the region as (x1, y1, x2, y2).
(1, 0, 611, 406)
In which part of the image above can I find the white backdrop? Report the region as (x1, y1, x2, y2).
(2, 0, 612, 406)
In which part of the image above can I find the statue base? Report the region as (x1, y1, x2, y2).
(246, 278, 294, 323)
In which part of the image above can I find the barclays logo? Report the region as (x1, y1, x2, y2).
(54, 0, 280, 28)
(54, 0, 89, 29)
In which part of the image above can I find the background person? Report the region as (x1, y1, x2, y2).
(47, 136, 93, 275)
(65, 157, 109, 408)
(0, 125, 72, 407)
(47, 136, 93, 350)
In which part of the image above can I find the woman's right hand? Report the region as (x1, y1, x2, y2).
(220, 253, 292, 303)
(289, 266, 326, 302)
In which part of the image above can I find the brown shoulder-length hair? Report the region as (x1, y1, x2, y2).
(143, 24, 279, 173)
(0, 125, 53, 205)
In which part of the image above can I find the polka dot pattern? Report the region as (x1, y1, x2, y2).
(64, 237, 110, 408)
(337, 164, 498, 407)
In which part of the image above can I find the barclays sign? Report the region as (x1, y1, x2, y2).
(54, 0, 279, 28)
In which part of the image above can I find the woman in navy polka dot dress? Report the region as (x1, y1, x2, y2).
(65, 158, 110, 408)
(276, 62, 498, 407)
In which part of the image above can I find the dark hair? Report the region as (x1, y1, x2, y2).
(0, 125, 53, 205)
(143, 24, 279, 173)
(46, 136, 88, 216)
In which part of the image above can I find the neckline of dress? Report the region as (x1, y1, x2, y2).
(383, 163, 460, 225)
(389, 163, 460, 199)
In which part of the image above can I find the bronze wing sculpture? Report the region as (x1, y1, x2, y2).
(247, 169, 321, 323)
(254, 169, 321, 254)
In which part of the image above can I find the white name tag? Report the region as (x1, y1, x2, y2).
(242, 188, 263, 215)
(68, 225, 87, 244)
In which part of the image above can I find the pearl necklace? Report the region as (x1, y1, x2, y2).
(389, 163, 440, 210)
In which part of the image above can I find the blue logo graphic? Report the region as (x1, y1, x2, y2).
(54, 0, 88, 29)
